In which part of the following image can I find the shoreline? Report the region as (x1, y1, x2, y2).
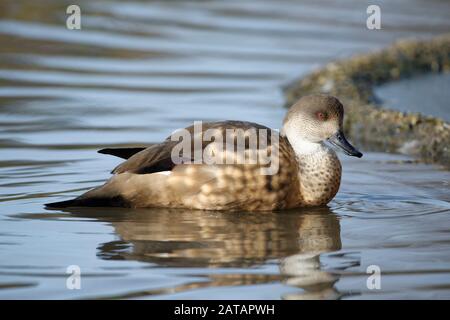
(284, 34, 450, 169)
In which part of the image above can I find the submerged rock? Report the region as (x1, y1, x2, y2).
(284, 34, 450, 168)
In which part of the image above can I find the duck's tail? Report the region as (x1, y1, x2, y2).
(45, 198, 83, 208)
(45, 194, 130, 209)
(45, 174, 137, 209)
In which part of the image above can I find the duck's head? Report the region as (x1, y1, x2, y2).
(282, 94, 363, 158)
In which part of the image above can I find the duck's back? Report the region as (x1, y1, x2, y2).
(122, 120, 301, 210)
(161, 133, 301, 211)
(46, 121, 302, 211)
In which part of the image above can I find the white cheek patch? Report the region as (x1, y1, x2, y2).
(154, 171, 171, 176)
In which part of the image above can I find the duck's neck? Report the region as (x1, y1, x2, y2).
(286, 136, 325, 157)
(283, 134, 342, 206)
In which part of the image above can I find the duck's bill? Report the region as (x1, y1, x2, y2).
(327, 131, 363, 158)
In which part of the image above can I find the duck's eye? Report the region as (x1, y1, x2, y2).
(316, 111, 328, 121)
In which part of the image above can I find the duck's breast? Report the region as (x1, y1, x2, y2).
(296, 147, 342, 206)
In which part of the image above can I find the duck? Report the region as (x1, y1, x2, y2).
(46, 94, 362, 211)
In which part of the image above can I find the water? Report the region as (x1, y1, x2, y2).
(375, 73, 450, 122)
(0, 0, 450, 299)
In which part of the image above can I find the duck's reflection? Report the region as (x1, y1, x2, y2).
(68, 206, 342, 299)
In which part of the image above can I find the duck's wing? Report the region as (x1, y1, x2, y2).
(111, 141, 179, 174)
(98, 147, 147, 160)
(111, 121, 276, 175)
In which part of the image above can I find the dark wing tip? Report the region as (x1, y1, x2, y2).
(98, 147, 146, 160)
(98, 148, 115, 155)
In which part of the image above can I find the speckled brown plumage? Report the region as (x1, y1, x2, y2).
(46, 95, 362, 211)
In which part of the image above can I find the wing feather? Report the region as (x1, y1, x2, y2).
(110, 121, 277, 175)
(98, 147, 146, 159)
